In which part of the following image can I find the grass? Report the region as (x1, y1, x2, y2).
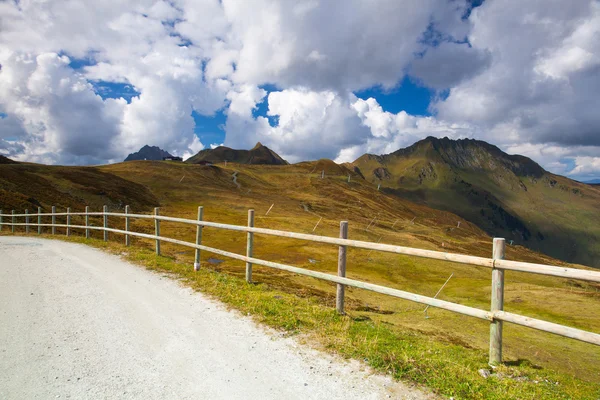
(4, 231, 598, 400)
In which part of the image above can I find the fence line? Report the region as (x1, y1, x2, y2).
(1, 206, 599, 366)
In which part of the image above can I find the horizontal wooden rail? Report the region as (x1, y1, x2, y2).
(494, 311, 600, 346)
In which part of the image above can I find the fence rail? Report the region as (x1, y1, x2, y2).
(1, 206, 599, 365)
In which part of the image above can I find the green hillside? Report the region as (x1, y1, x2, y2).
(351, 137, 600, 268)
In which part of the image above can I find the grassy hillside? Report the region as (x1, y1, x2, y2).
(351, 137, 600, 268)
(1, 158, 599, 397)
(0, 162, 158, 212)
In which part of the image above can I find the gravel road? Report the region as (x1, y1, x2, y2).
(0, 236, 432, 399)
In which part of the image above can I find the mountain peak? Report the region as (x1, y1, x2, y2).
(186, 143, 288, 165)
(389, 136, 545, 178)
(124, 145, 172, 162)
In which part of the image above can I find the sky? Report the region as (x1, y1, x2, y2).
(0, 0, 599, 181)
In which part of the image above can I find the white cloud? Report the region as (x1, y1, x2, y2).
(432, 0, 600, 149)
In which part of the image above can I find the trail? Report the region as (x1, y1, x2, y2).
(0, 236, 432, 400)
(232, 171, 241, 189)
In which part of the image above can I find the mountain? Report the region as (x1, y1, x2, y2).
(351, 136, 600, 267)
(185, 142, 288, 165)
(583, 179, 600, 184)
(0, 155, 17, 164)
(124, 145, 172, 161)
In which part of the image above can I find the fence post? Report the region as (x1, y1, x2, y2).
(66, 207, 71, 236)
(125, 205, 130, 246)
(336, 221, 349, 314)
(246, 209, 255, 283)
(154, 207, 160, 255)
(0, 209, 3, 232)
(25, 209, 29, 234)
(51, 206, 56, 235)
(489, 238, 506, 365)
(194, 206, 203, 271)
(85, 206, 89, 239)
(11, 210, 15, 233)
(103, 205, 108, 241)
(37, 207, 42, 234)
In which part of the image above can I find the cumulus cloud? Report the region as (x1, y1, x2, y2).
(219, 0, 460, 91)
(432, 0, 600, 149)
(225, 88, 371, 162)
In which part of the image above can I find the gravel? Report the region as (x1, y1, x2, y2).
(0, 236, 433, 399)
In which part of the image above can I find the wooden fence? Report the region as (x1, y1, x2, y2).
(1, 206, 599, 366)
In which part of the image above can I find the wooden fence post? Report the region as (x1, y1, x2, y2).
(51, 206, 56, 235)
(125, 205, 130, 246)
(194, 206, 203, 271)
(336, 221, 349, 314)
(154, 207, 160, 255)
(0, 209, 3, 232)
(490, 238, 506, 365)
(103, 205, 108, 241)
(85, 206, 89, 239)
(37, 207, 42, 234)
(25, 209, 29, 234)
(66, 207, 71, 236)
(246, 209, 255, 283)
(11, 210, 15, 233)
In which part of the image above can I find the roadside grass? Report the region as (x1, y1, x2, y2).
(4, 232, 599, 400)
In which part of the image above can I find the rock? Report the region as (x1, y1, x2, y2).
(478, 368, 492, 379)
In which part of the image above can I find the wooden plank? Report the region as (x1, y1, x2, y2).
(494, 259, 600, 283)
(85, 206, 90, 239)
(154, 207, 160, 255)
(103, 205, 108, 241)
(125, 205, 130, 246)
(246, 209, 254, 283)
(51, 206, 56, 235)
(494, 311, 600, 346)
(66, 208, 71, 236)
(194, 206, 203, 271)
(336, 221, 348, 315)
(489, 238, 505, 365)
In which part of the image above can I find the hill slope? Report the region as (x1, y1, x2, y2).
(0, 163, 158, 212)
(0, 155, 17, 164)
(185, 142, 288, 165)
(351, 136, 600, 267)
(125, 145, 172, 161)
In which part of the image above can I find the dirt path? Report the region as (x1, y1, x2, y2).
(0, 236, 432, 399)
